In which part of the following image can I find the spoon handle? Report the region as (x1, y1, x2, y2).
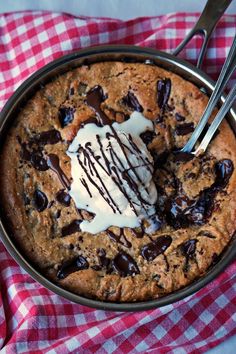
(194, 84, 236, 155)
(182, 33, 236, 153)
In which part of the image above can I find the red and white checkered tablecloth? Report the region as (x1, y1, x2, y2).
(0, 11, 236, 354)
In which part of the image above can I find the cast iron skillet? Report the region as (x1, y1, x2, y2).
(0, 0, 235, 311)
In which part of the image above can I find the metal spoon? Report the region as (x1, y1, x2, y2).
(182, 33, 236, 154)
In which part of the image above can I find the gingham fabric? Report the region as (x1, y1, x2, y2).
(0, 11, 235, 354)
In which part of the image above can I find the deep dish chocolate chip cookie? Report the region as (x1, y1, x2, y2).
(0, 61, 235, 302)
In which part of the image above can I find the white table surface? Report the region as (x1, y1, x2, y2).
(0, 1, 235, 353)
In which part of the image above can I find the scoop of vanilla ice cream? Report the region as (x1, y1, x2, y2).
(67, 112, 157, 234)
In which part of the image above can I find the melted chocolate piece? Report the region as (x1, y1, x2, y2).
(86, 85, 111, 126)
(57, 256, 89, 279)
(180, 239, 197, 271)
(61, 220, 82, 237)
(31, 129, 61, 145)
(183, 159, 233, 225)
(166, 195, 196, 229)
(122, 91, 143, 112)
(97, 248, 110, 268)
(157, 78, 171, 110)
(19, 141, 49, 171)
(173, 151, 194, 163)
(140, 130, 156, 145)
(112, 252, 140, 276)
(175, 113, 185, 122)
(47, 154, 70, 189)
(58, 106, 76, 128)
(107, 229, 132, 248)
(180, 239, 197, 258)
(31, 152, 49, 171)
(188, 188, 215, 225)
(33, 189, 48, 212)
(56, 189, 71, 206)
(165, 158, 234, 229)
(214, 159, 233, 188)
(175, 122, 194, 136)
(141, 235, 172, 261)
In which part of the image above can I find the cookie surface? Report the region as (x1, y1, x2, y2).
(0, 61, 235, 302)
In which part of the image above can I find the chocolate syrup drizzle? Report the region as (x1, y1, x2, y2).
(78, 85, 154, 216)
(107, 229, 132, 248)
(47, 154, 70, 190)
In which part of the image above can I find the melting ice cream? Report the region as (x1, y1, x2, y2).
(67, 112, 157, 233)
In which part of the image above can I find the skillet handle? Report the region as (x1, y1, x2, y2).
(173, 0, 232, 68)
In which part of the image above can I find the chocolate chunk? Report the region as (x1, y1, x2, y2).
(97, 248, 110, 268)
(188, 188, 215, 224)
(180, 239, 197, 272)
(122, 91, 143, 112)
(30, 152, 49, 171)
(166, 195, 196, 229)
(141, 235, 172, 261)
(112, 252, 140, 276)
(86, 86, 111, 126)
(33, 189, 48, 212)
(180, 239, 197, 258)
(175, 113, 185, 122)
(175, 122, 194, 136)
(57, 255, 89, 279)
(56, 189, 71, 207)
(18, 138, 49, 171)
(214, 159, 233, 188)
(58, 106, 76, 128)
(30, 129, 62, 145)
(140, 130, 156, 145)
(157, 78, 171, 110)
(61, 220, 82, 237)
